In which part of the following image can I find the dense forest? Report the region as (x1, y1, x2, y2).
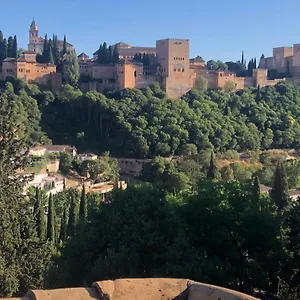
(35, 80, 300, 158)
(1, 78, 300, 299)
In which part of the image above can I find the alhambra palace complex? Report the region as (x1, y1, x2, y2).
(2, 20, 300, 98)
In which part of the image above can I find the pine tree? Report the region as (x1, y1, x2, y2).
(63, 34, 67, 55)
(67, 192, 78, 236)
(112, 45, 119, 63)
(79, 184, 87, 221)
(12, 35, 17, 58)
(207, 151, 216, 179)
(46, 193, 55, 244)
(271, 161, 290, 212)
(59, 205, 68, 242)
(7, 36, 13, 58)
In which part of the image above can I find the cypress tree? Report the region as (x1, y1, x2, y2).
(7, 36, 13, 58)
(47, 39, 54, 64)
(256, 85, 261, 101)
(67, 192, 78, 236)
(112, 45, 119, 63)
(271, 161, 290, 212)
(46, 193, 55, 244)
(108, 45, 112, 63)
(97, 44, 103, 63)
(36, 197, 46, 240)
(2, 38, 7, 60)
(63, 178, 66, 190)
(79, 184, 87, 221)
(241, 51, 244, 65)
(33, 187, 40, 218)
(42, 34, 48, 63)
(12, 35, 17, 58)
(52, 34, 59, 62)
(102, 42, 108, 63)
(253, 175, 261, 203)
(63, 34, 67, 55)
(207, 151, 216, 179)
(59, 205, 68, 242)
(0, 31, 3, 62)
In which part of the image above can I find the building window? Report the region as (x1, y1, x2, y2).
(134, 71, 136, 77)
(174, 68, 176, 72)
(182, 68, 185, 72)
(177, 69, 180, 72)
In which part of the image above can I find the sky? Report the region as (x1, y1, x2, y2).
(1, 0, 300, 63)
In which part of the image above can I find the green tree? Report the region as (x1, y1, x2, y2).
(59, 205, 68, 242)
(36, 197, 46, 240)
(207, 152, 216, 179)
(112, 45, 119, 63)
(42, 34, 48, 63)
(224, 81, 236, 93)
(63, 34, 67, 55)
(7, 36, 13, 58)
(59, 152, 73, 174)
(271, 161, 290, 212)
(253, 175, 261, 204)
(12, 35, 17, 58)
(67, 191, 78, 237)
(79, 184, 87, 221)
(0, 92, 51, 296)
(194, 75, 208, 91)
(47, 193, 56, 244)
(64, 50, 80, 87)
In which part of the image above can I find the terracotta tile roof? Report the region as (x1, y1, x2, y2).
(0, 278, 259, 300)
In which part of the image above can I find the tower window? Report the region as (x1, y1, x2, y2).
(174, 68, 176, 72)
(134, 71, 137, 77)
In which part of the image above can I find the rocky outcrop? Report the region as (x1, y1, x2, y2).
(2, 278, 260, 300)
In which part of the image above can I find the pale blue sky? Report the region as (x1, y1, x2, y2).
(1, 0, 299, 62)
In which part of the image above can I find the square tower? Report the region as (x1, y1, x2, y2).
(293, 44, 300, 77)
(156, 39, 190, 98)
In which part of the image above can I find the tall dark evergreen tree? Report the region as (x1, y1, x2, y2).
(79, 184, 87, 221)
(52, 34, 60, 62)
(46, 193, 55, 244)
(112, 45, 119, 63)
(42, 34, 48, 63)
(207, 152, 216, 179)
(102, 42, 108, 63)
(12, 35, 17, 58)
(108, 45, 112, 63)
(47, 39, 54, 64)
(2, 38, 7, 60)
(253, 175, 261, 204)
(59, 205, 68, 242)
(33, 187, 40, 218)
(0, 31, 4, 62)
(241, 51, 245, 65)
(7, 36, 13, 58)
(67, 192, 78, 236)
(256, 85, 261, 101)
(271, 161, 290, 212)
(63, 34, 67, 55)
(36, 197, 46, 240)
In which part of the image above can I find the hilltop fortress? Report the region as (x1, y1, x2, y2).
(0, 20, 286, 97)
(259, 44, 300, 85)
